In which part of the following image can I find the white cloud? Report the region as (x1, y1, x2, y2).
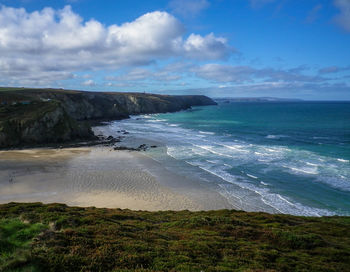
(165, 82, 350, 100)
(195, 64, 255, 82)
(194, 64, 325, 83)
(318, 65, 350, 74)
(319, 66, 340, 74)
(334, 0, 350, 32)
(81, 74, 92, 79)
(105, 82, 132, 88)
(0, 5, 231, 85)
(162, 61, 195, 73)
(106, 11, 184, 59)
(169, 0, 210, 17)
(184, 33, 232, 59)
(106, 68, 151, 81)
(153, 72, 181, 81)
(106, 67, 181, 82)
(81, 79, 95, 86)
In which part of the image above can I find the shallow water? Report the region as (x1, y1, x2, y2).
(109, 101, 350, 216)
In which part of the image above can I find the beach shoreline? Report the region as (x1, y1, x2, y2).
(0, 141, 233, 211)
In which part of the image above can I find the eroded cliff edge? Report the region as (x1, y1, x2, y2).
(0, 88, 216, 148)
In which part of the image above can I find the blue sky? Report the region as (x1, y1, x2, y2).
(0, 0, 349, 100)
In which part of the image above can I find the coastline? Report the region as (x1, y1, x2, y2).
(94, 122, 280, 214)
(0, 144, 233, 211)
(1, 111, 349, 271)
(0, 88, 217, 149)
(0, 118, 284, 213)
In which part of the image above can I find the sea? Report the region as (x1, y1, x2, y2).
(108, 100, 350, 216)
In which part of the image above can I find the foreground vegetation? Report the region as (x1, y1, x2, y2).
(0, 203, 349, 272)
(0, 218, 46, 271)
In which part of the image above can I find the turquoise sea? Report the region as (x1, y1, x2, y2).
(112, 101, 350, 216)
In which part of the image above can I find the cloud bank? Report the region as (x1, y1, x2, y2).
(0, 5, 230, 85)
(194, 64, 324, 84)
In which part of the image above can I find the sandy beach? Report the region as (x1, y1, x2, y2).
(0, 146, 233, 211)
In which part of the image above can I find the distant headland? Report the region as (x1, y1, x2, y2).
(214, 97, 303, 102)
(0, 87, 216, 148)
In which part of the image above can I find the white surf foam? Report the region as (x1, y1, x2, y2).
(109, 114, 350, 215)
(199, 131, 215, 135)
(266, 134, 288, 139)
(246, 173, 258, 179)
(337, 158, 349, 163)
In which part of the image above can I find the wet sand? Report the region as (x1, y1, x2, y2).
(0, 146, 233, 211)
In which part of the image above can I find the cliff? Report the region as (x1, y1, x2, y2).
(23, 89, 216, 120)
(0, 88, 216, 148)
(0, 100, 94, 147)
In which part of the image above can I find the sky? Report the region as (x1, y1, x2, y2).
(0, 0, 349, 100)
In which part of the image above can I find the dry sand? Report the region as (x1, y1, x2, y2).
(0, 146, 233, 211)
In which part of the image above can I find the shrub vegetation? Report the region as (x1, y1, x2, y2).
(0, 202, 349, 271)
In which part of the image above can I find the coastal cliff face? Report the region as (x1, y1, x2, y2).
(0, 88, 216, 148)
(0, 100, 94, 148)
(32, 91, 216, 120)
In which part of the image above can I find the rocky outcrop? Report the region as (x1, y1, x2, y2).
(0, 88, 216, 148)
(0, 101, 94, 148)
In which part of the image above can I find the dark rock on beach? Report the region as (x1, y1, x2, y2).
(112, 143, 151, 152)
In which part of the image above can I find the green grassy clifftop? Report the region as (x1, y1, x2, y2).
(0, 203, 349, 272)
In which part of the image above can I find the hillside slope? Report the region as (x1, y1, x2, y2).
(0, 202, 349, 272)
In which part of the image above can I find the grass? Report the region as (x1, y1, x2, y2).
(0, 101, 60, 122)
(0, 88, 26, 92)
(0, 203, 349, 271)
(0, 218, 47, 272)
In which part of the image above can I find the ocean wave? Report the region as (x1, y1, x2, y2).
(219, 144, 249, 153)
(109, 113, 350, 215)
(316, 176, 350, 192)
(266, 134, 288, 139)
(282, 165, 318, 175)
(192, 144, 236, 159)
(201, 165, 335, 216)
(246, 173, 258, 179)
(147, 119, 166, 122)
(199, 131, 215, 135)
(306, 162, 319, 167)
(337, 158, 349, 163)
